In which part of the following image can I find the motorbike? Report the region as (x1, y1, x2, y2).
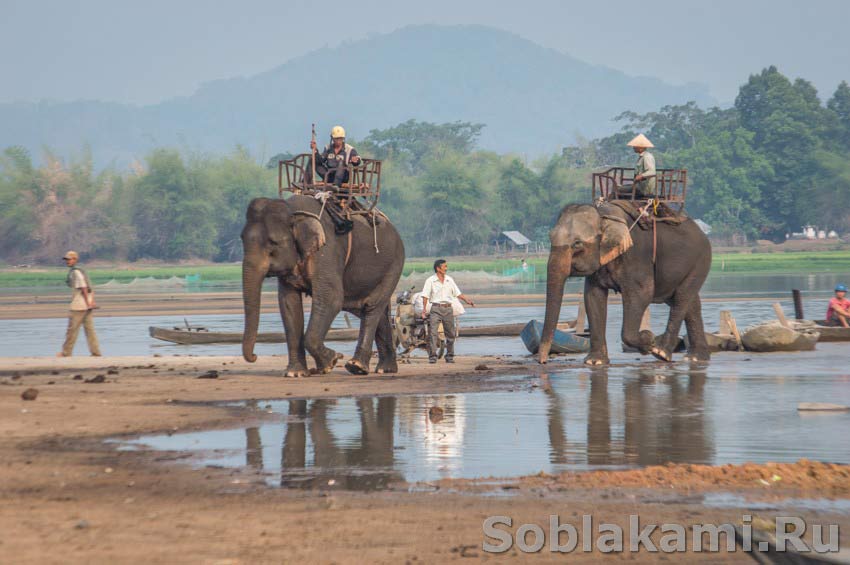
(392, 287, 446, 362)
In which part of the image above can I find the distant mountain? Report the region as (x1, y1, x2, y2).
(0, 25, 714, 166)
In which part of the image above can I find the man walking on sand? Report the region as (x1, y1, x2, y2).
(58, 251, 101, 357)
(421, 259, 475, 364)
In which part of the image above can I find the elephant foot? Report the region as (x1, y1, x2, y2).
(583, 353, 609, 366)
(650, 346, 673, 362)
(284, 367, 308, 378)
(637, 330, 655, 354)
(375, 359, 399, 374)
(345, 358, 370, 375)
(312, 351, 344, 375)
(683, 350, 711, 362)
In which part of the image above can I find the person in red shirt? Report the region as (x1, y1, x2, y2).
(826, 284, 850, 327)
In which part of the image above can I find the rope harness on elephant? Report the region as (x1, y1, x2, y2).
(311, 191, 381, 255)
(292, 209, 354, 267)
(313, 190, 331, 219)
(597, 198, 679, 265)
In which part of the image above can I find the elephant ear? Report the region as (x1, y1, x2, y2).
(292, 214, 326, 259)
(260, 201, 292, 246)
(599, 215, 633, 266)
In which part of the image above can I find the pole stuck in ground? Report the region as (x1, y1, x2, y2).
(311, 123, 317, 186)
(792, 289, 804, 320)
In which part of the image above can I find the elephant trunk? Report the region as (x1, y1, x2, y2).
(539, 246, 572, 364)
(242, 259, 267, 363)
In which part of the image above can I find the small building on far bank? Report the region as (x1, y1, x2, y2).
(494, 231, 531, 254)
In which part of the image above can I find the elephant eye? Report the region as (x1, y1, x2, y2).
(572, 240, 584, 249)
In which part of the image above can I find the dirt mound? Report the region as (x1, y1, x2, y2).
(530, 460, 850, 494)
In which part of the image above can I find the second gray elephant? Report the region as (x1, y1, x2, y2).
(241, 196, 405, 376)
(539, 202, 712, 365)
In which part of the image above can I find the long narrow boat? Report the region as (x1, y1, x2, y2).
(149, 321, 575, 345)
(148, 326, 359, 344)
(808, 320, 850, 342)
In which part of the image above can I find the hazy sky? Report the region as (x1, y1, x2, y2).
(3, 0, 848, 106)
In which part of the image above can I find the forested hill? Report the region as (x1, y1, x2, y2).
(0, 25, 713, 165)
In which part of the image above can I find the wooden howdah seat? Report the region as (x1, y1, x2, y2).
(278, 153, 382, 214)
(591, 166, 687, 214)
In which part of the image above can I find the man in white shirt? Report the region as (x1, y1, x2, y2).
(58, 250, 101, 357)
(421, 259, 475, 363)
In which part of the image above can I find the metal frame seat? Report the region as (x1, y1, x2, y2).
(591, 167, 687, 213)
(278, 153, 382, 213)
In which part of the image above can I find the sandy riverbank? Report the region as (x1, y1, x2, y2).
(1, 354, 848, 563)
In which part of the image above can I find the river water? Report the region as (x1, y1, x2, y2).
(1, 272, 849, 358)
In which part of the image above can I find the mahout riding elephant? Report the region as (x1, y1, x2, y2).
(241, 195, 405, 376)
(538, 202, 711, 365)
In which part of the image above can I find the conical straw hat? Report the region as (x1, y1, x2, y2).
(626, 133, 654, 148)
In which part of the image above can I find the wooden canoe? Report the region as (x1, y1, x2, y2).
(520, 320, 590, 355)
(148, 326, 359, 344)
(809, 320, 850, 342)
(148, 321, 575, 345)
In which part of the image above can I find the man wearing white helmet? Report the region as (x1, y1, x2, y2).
(627, 133, 656, 197)
(310, 125, 362, 188)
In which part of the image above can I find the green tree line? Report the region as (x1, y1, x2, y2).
(564, 67, 850, 242)
(2, 67, 849, 263)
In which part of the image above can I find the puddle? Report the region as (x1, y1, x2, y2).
(701, 493, 850, 513)
(113, 364, 850, 490)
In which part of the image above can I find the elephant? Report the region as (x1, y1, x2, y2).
(538, 202, 712, 365)
(241, 195, 405, 376)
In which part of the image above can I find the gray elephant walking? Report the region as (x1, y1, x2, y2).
(241, 196, 405, 376)
(538, 202, 712, 365)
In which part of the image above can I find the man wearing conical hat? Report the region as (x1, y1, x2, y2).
(627, 134, 656, 197)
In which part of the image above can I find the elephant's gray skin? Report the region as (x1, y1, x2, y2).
(241, 196, 405, 376)
(538, 203, 712, 365)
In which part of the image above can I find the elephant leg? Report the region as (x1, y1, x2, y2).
(651, 295, 692, 362)
(345, 300, 389, 375)
(346, 261, 402, 374)
(583, 278, 610, 366)
(374, 305, 398, 374)
(621, 292, 654, 355)
(305, 291, 344, 374)
(651, 263, 709, 362)
(279, 281, 308, 377)
(683, 297, 711, 362)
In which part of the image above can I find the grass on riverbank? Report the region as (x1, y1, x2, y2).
(2, 250, 849, 288)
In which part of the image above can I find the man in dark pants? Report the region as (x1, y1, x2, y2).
(420, 259, 475, 363)
(310, 125, 362, 188)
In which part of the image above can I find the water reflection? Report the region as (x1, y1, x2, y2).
(542, 368, 712, 468)
(113, 354, 850, 491)
(275, 398, 402, 490)
(623, 369, 712, 466)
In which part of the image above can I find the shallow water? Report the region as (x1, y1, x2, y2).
(0, 296, 841, 359)
(2, 271, 849, 358)
(114, 353, 850, 490)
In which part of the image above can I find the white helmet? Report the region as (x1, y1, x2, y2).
(330, 125, 346, 139)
